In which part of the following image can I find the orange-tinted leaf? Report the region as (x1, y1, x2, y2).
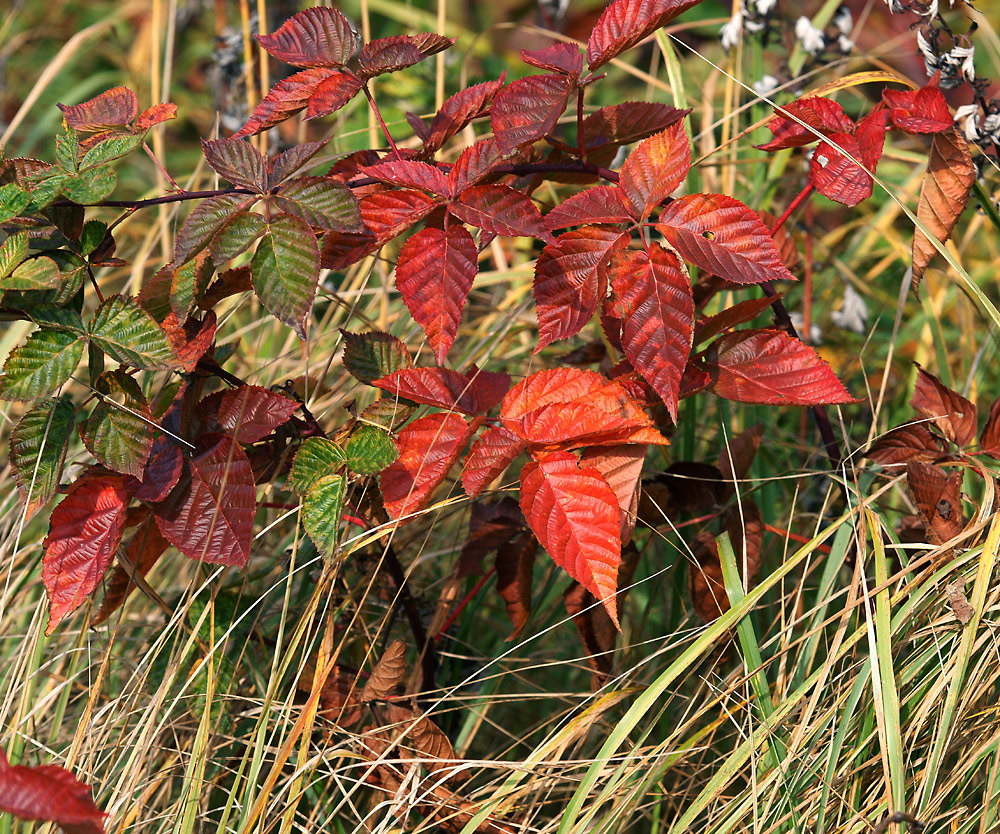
(154, 433, 256, 566)
(91, 512, 170, 627)
(619, 123, 690, 219)
(0, 746, 107, 834)
(451, 184, 548, 239)
(373, 366, 509, 415)
(980, 396, 1000, 460)
(396, 225, 478, 364)
(910, 366, 977, 447)
(579, 444, 645, 544)
(544, 186, 632, 229)
(491, 73, 573, 152)
(43, 473, 129, 634)
(586, 0, 704, 70)
(906, 461, 964, 544)
(426, 77, 505, 152)
(361, 639, 407, 701)
(583, 101, 690, 148)
(304, 70, 365, 119)
(866, 423, 948, 466)
(495, 533, 537, 640)
(810, 133, 873, 207)
(216, 385, 299, 444)
(462, 425, 527, 496)
(136, 102, 177, 132)
(883, 82, 953, 134)
(703, 329, 854, 405)
(363, 159, 450, 196)
(381, 412, 471, 520)
(694, 296, 778, 345)
(235, 67, 336, 137)
(607, 243, 693, 421)
(201, 137, 266, 191)
(534, 227, 627, 349)
(755, 97, 854, 151)
(912, 127, 975, 285)
(161, 311, 217, 373)
(448, 137, 508, 193)
(520, 451, 621, 627)
(58, 86, 137, 131)
(255, 6, 358, 67)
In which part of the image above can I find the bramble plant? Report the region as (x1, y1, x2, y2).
(0, 0, 987, 829)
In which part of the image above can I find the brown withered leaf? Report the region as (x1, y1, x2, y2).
(910, 366, 977, 448)
(579, 444, 646, 544)
(719, 424, 764, 497)
(912, 127, 975, 287)
(690, 503, 763, 624)
(385, 703, 465, 782)
(91, 512, 170, 626)
(298, 661, 363, 729)
(898, 514, 929, 544)
(979, 396, 1000, 460)
(659, 461, 726, 513)
(906, 461, 965, 544)
(946, 576, 974, 624)
(361, 639, 408, 702)
(867, 422, 949, 466)
(495, 533, 537, 641)
(457, 497, 523, 577)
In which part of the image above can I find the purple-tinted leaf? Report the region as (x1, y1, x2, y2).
(255, 7, 359, 67)
(491, 73, 573, 152)
(201, 138, 266, 191)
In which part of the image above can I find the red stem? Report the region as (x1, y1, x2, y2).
(363, 84, 402, 160)
(767, 183, 813, 236)
(435, 568, 496, 639)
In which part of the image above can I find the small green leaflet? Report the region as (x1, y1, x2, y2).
(289, 437, 348, 494)
(250, 213, 320, 339)
(81, 370, 155, 478)
(9, 395, 76, 515)
(88, 295, 176, 370)
(302, 473, 346, 557)
(1, 256, 61, 291)
(0, 329, 85, 400)
(0, 231, 28, 280)
(345, 424, 398, 474)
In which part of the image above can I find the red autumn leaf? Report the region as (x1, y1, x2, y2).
(912, 127, 975, 285)
(883, 82, 953, 134)
(0, 746, 107, 834)
(755, 97, 855, 151)
(606, 244, 694, 422)
(234, 67, 337, 137)
(90, 512, 170, 627)
(534, 227, 628, 349)
(267, 140, 327, 185)
(161, 310, 217, 373)
(448, 137, 508, 193)
(255, 6, 358, 67)
(380, 412, 471, 520)
(586, 0, 704, 70)
(703, 329, 855, 405)
(363, 159, 450, 196)
(619, 123, 690, 219)
(810, 133, 874, 207)
(135, 102, 177, 132)
(408, 33, 454, 55)
(462, 425, 528, 496)
(451, 184, 549, 239)
(372, 366, 510, 415)
(583, 101, 690, 149)
(579, 444, 646, 545)
(490, 73, 574, 152)
(201, 137, 266, 191)
(980, 396, 1000, 460)
(215, 385, 300, 444)
(123, 436, 184, 502)
(358, 36, 425, 77)
(520, 451, 621, 627)
(679, 356, 711, 399)
(58, 86, 138, 131)
(395, 225, 478, 365)
(154, 433, 256, 566)
(304, 70, 365, 119)
(694, 296, 778, 345)
(425, 76, 506, 152)
(657, 193, 795, 285)
(495, 533, 538, 640)
(910, 366, 977, 447)
(43, 473, 130, 635)
(906, 461, 965, 544)
(866, 423, 948, 466)
(521, 42, 584, 76)
(545, 186, 633, 229)
(856, 104, 889, 173)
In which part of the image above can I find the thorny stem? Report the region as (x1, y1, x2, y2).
(576, 86, 587, 161)
(363, 84, 402, 160)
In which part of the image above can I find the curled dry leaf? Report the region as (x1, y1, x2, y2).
(905, 461, 965, 545)
(866, 423, 949, 467)
(718, 423, 763, 498)
(945, 577, 974, 625)
(361, 639, 408, 702)
(980, 396, 1000, 460)
(910, 366, 977, 448)
(384, 703, 465, 782)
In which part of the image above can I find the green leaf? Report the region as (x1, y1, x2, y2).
(0, 329, 85, 400)
(272, 176, 363, 231)
(0, 183, 31, 222)
(169, 253, 214, 322)
(88, 295, 176, 369)
(250, 213, 320, 339)
(1, 256, 61, 291)
(61, 165, 117, 203)
(288, 437, 347, 494)
(345, 424, 398, 474)
(209, 210, 267, 265)
(302, 473, 346, 556)
(48, 249, 88, 299)
(174, 193, 258, 264)
(340, 329, 413, 384)
(80, 132, 144, 170)
(0, 231, 28, 280)
(81, 369, 155, 478)
(9, 395, 76, 515)
(80, 220, 109, 256)
(25, 173, 68, 212)
(55, 129, 80, 172)
(23, 305, 86, 333)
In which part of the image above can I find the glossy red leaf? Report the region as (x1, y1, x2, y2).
(304, 70, 365, 119)
(362, 188, 441, 242)
(810, 133, 873, 207)
(856, 104, 889, 172)
(606, 244, 693, 421)
(502, 367, 629, 420)
(755, 97, 855, 151)
(372, 366, 509, 415)
(910, 366, 977, 447)
(534, 227, 628, 349)
(462, 425, 527, 496)
(586, 0, 704, 70)
(866, 423, 948, 466)
(0, 746, 107, 834)
(201, 138, 266, 191)
(124, 436, 184, 501)
(255, 7, 358, 67)
(58, 86, 137, 130)
(619, 123, 690, 219)
(521, 42, 583, 76)
(380, 412, 471, 520)
(694, 295, 778, 345)
(583, 101, 689, 149)
(395, 225, 478, 364)
(234, 68, 336, 137)
(43, 473, 129, 634)
(425, 77, 506, 151)
(520, 451, 621, 627)
(154, 433, 256, 566)
(657, 193, 796, 284)
(215, 385, 299, 444)
(491, 73, 573, 152)
(679, 357, 711, 398)
(980, 396, 1000, 460)
(884, 82, 953, 134)
(363, 159, 450, 196)
(703, 329, 855, 405)
(544, 186, 633, 229)
(136, 102, 177, 132)
(448, 137, 508, 194)
(579, 444, 646, 544)
(358, 35, 450, 78)
(450, 184, 549, 238)
(91, 512, 170, 627)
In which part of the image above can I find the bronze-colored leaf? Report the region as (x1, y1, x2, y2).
(495, 533, 537, 641)
(719, 424, 763, 497)
(361, 639, 407, 702)
(385, 703, 464, 781)
(867, 422, 949, 466)
(979, 396, 1000, 460)
(299, 662, 363, 729)
(946, 576, 974, 625)
(906, 461, 965, 544)
(910, 366, 977, 448)
(912, 127, 975, 286)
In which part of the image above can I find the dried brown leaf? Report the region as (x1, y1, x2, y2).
(906, 461, 965, 544)
(495, 534, 537, 641)
(910, 366, 977, 448)
(719, 424, 763, 497)
(946, 576, 974, 624)
(979, 396, 1000, 460)
(361, 639, 407, 702)
(385, 703, 464, 781)
(867, 422, 949, 466)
